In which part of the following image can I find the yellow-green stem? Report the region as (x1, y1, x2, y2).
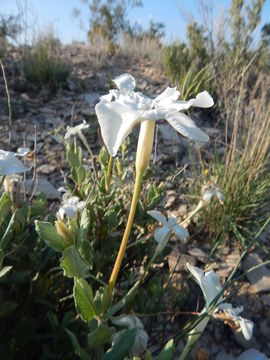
(107, 120, 155, 295)
(105, 155, 113, 192)
(178, 343, 192, 360)
(108, 169, 144, 293)
(181, 200, 204, 225)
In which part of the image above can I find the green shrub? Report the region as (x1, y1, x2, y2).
(23, 33, 70, 95)
(163, 42, 213, 99)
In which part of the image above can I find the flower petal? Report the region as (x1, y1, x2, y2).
(147, 210, 168, 226)
(204, 270, 223, 305)
(132, 329, 148, 357)
(0, 157, 30, 176)
(112, 314, 143, 329)
(113, 73, 136, 93)
(187, 263, 221, 307)
(165, 111, 209, 143)
(191, 91, 214, 108)
(154, 226, 171, 244)
(167, 212, 177, 227)
(238, 317, 254, 341)
(166, 91, 214, 112)
(95, 101, 143, 156)
(154, 87, 180, 106)
(17, 147, 30, 156)
(172, 224, 189, 242)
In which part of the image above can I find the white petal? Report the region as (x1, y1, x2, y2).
(165, 91, 214, 112)
(202, 189, 214, 202)
(154, 87, 180, 106)
(95, 100, 143, 156)
(60, 204, 77, 218)
(165, 111, 209, 143)
(154, 226, 171, 244)
(0, 158, 30, 176)
(215, 188, 224, 203)
(132, 329, 148, 357)
(0, 150, 16, 160)
(58, 187, 67, 193)
(17, 147, 30, 156)
(191, 91, 214, 108)
(112, 314, 143, 329)
(147, 210, 168, 226)
(167, 212, 177, 227)
(187, 264, 221, 307)
(113, 73, 136, 92)
(238, 317, 254, 341)
(204, 270, 223, 305)
(172, 224, 189, 242)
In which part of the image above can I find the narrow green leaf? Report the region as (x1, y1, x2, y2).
(60, 246, 90, 278)
(0, 212, 16, 250)
(0, 266, 12, 278)
(102, 328, 137, 360)
(0, 192, 12, 228)
(73, 277, 98, 322)
(66, 329, 91, 360)
(35, 220, 67, 252)
(104, 281, 140, 320)
(153, 339, 174, 360)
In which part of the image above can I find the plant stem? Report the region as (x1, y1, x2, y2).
(178, 343, 192, 360)
(105, 155, 113, 192)
(107, 120, 155, 296)
(108, 169, 144, 293)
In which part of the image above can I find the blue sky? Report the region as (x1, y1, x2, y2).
(1, 0, 270, 44)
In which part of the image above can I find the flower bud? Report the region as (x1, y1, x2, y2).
(135, 120, 155, 173)
(55, 219, 73, 245)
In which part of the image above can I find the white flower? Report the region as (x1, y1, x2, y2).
(64, 120, 89, 140)
(202, 184, 224, 204)
(95, 73, 214, 156)
(57, 190, 86, 220)
(0, 148, 31, 176)
(148, 210, 189, 244)
(112, 314, 148, 357)
(187, 263, 254, 341)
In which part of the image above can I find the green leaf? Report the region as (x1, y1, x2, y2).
(73, 278, 98, 322)
(60, 246, 90, 278)
(106, 209, 118, 230)
(0, 266, 12, 278)
(104, 281, 140, 320)
(66, 143, 80, 169)
(35, 220, 67, 252)
(0, 192, 12, 228)
(153, 339, 174, 360)
(78, 239, 93, 269)
(0, 249, 4, 268)
(77, 165, 86, 184)
(0, 301, 17, 319)
(66, 329, 91, 360)
(0, 212, 16, 250)
(80, 208, 90, 230)
(88, 325, 115, 348)
(102, 328, 137, 360)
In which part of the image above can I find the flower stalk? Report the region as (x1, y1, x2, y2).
(105, 155, 113, 192)
(107, 120, 155, 296)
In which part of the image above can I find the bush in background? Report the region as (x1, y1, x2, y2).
(23, 31, 70, 95)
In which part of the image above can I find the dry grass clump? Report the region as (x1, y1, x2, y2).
(198, 66, 270, 245)
(120, 33, 163, 70)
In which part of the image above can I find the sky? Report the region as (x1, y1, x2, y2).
(1, 0, 270, 44)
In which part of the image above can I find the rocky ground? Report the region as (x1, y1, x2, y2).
(0, 44, 269, 359)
